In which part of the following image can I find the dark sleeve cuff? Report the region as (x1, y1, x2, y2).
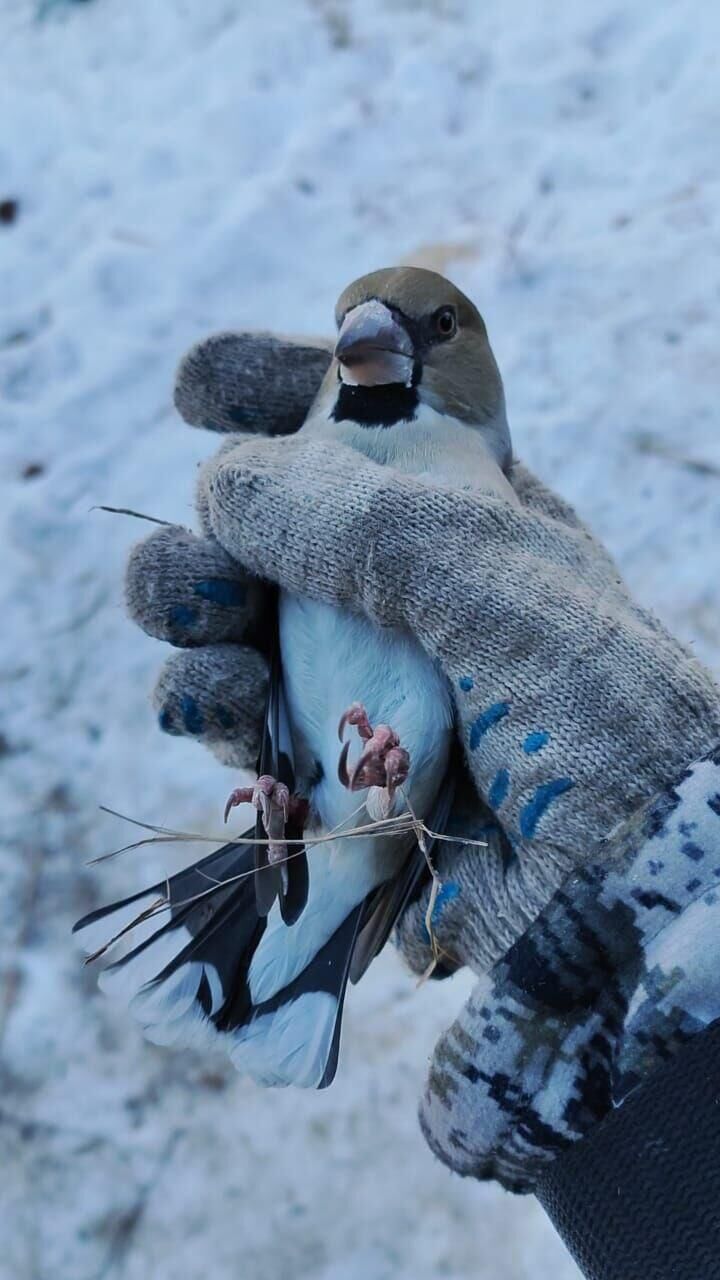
(536, 1017, 720, 1280)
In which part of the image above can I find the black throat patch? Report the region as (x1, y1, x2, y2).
(331, 381, 419, 428)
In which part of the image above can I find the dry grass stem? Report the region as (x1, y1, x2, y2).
(84, 802, 487, 967)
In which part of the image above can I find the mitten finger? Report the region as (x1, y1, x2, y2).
(175, 332, 332, 435)
(125, 525, 265, 648)
(152, 644, 268, 771)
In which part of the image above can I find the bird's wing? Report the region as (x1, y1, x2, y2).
(255, 594, 309, 925)
(348, 756, 458, 984)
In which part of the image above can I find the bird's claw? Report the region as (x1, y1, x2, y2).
(337, 703, 410, 804)
(383, 745, 411, 797)
(224, 774, 295, 866)
(337, 701, 374, 743)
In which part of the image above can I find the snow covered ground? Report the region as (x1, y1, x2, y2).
(2, 1, 719, 1277)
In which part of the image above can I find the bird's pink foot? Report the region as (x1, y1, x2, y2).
(337, 703, 410, 812)
(224, 775, 308, 865)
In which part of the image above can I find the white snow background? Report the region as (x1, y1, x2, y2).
(1, 2, 719, 1277)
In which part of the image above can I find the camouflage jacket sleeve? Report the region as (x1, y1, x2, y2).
(417, 742, 720, 1192)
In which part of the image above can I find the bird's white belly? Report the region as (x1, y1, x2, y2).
(278, 592, 454, 831)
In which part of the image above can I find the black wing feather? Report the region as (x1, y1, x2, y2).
(349, 766, 457, 984)
(255, 600, 309, 924)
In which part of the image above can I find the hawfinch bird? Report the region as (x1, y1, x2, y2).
(75, 267, 515, 1088)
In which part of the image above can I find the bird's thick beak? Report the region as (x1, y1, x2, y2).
(334, 300, 414, 388)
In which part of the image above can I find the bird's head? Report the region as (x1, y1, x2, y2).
(312, 266, 510, 471)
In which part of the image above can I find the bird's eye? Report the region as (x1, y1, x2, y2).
(433, 307, 457, 340)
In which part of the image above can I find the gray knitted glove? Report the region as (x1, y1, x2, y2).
(126, 331, 720, 1191)
(125, 334, 332, 769)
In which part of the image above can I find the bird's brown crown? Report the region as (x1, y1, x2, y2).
(335, 266, 487, 338)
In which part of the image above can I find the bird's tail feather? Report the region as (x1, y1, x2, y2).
(73, 832, 360, 1087)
